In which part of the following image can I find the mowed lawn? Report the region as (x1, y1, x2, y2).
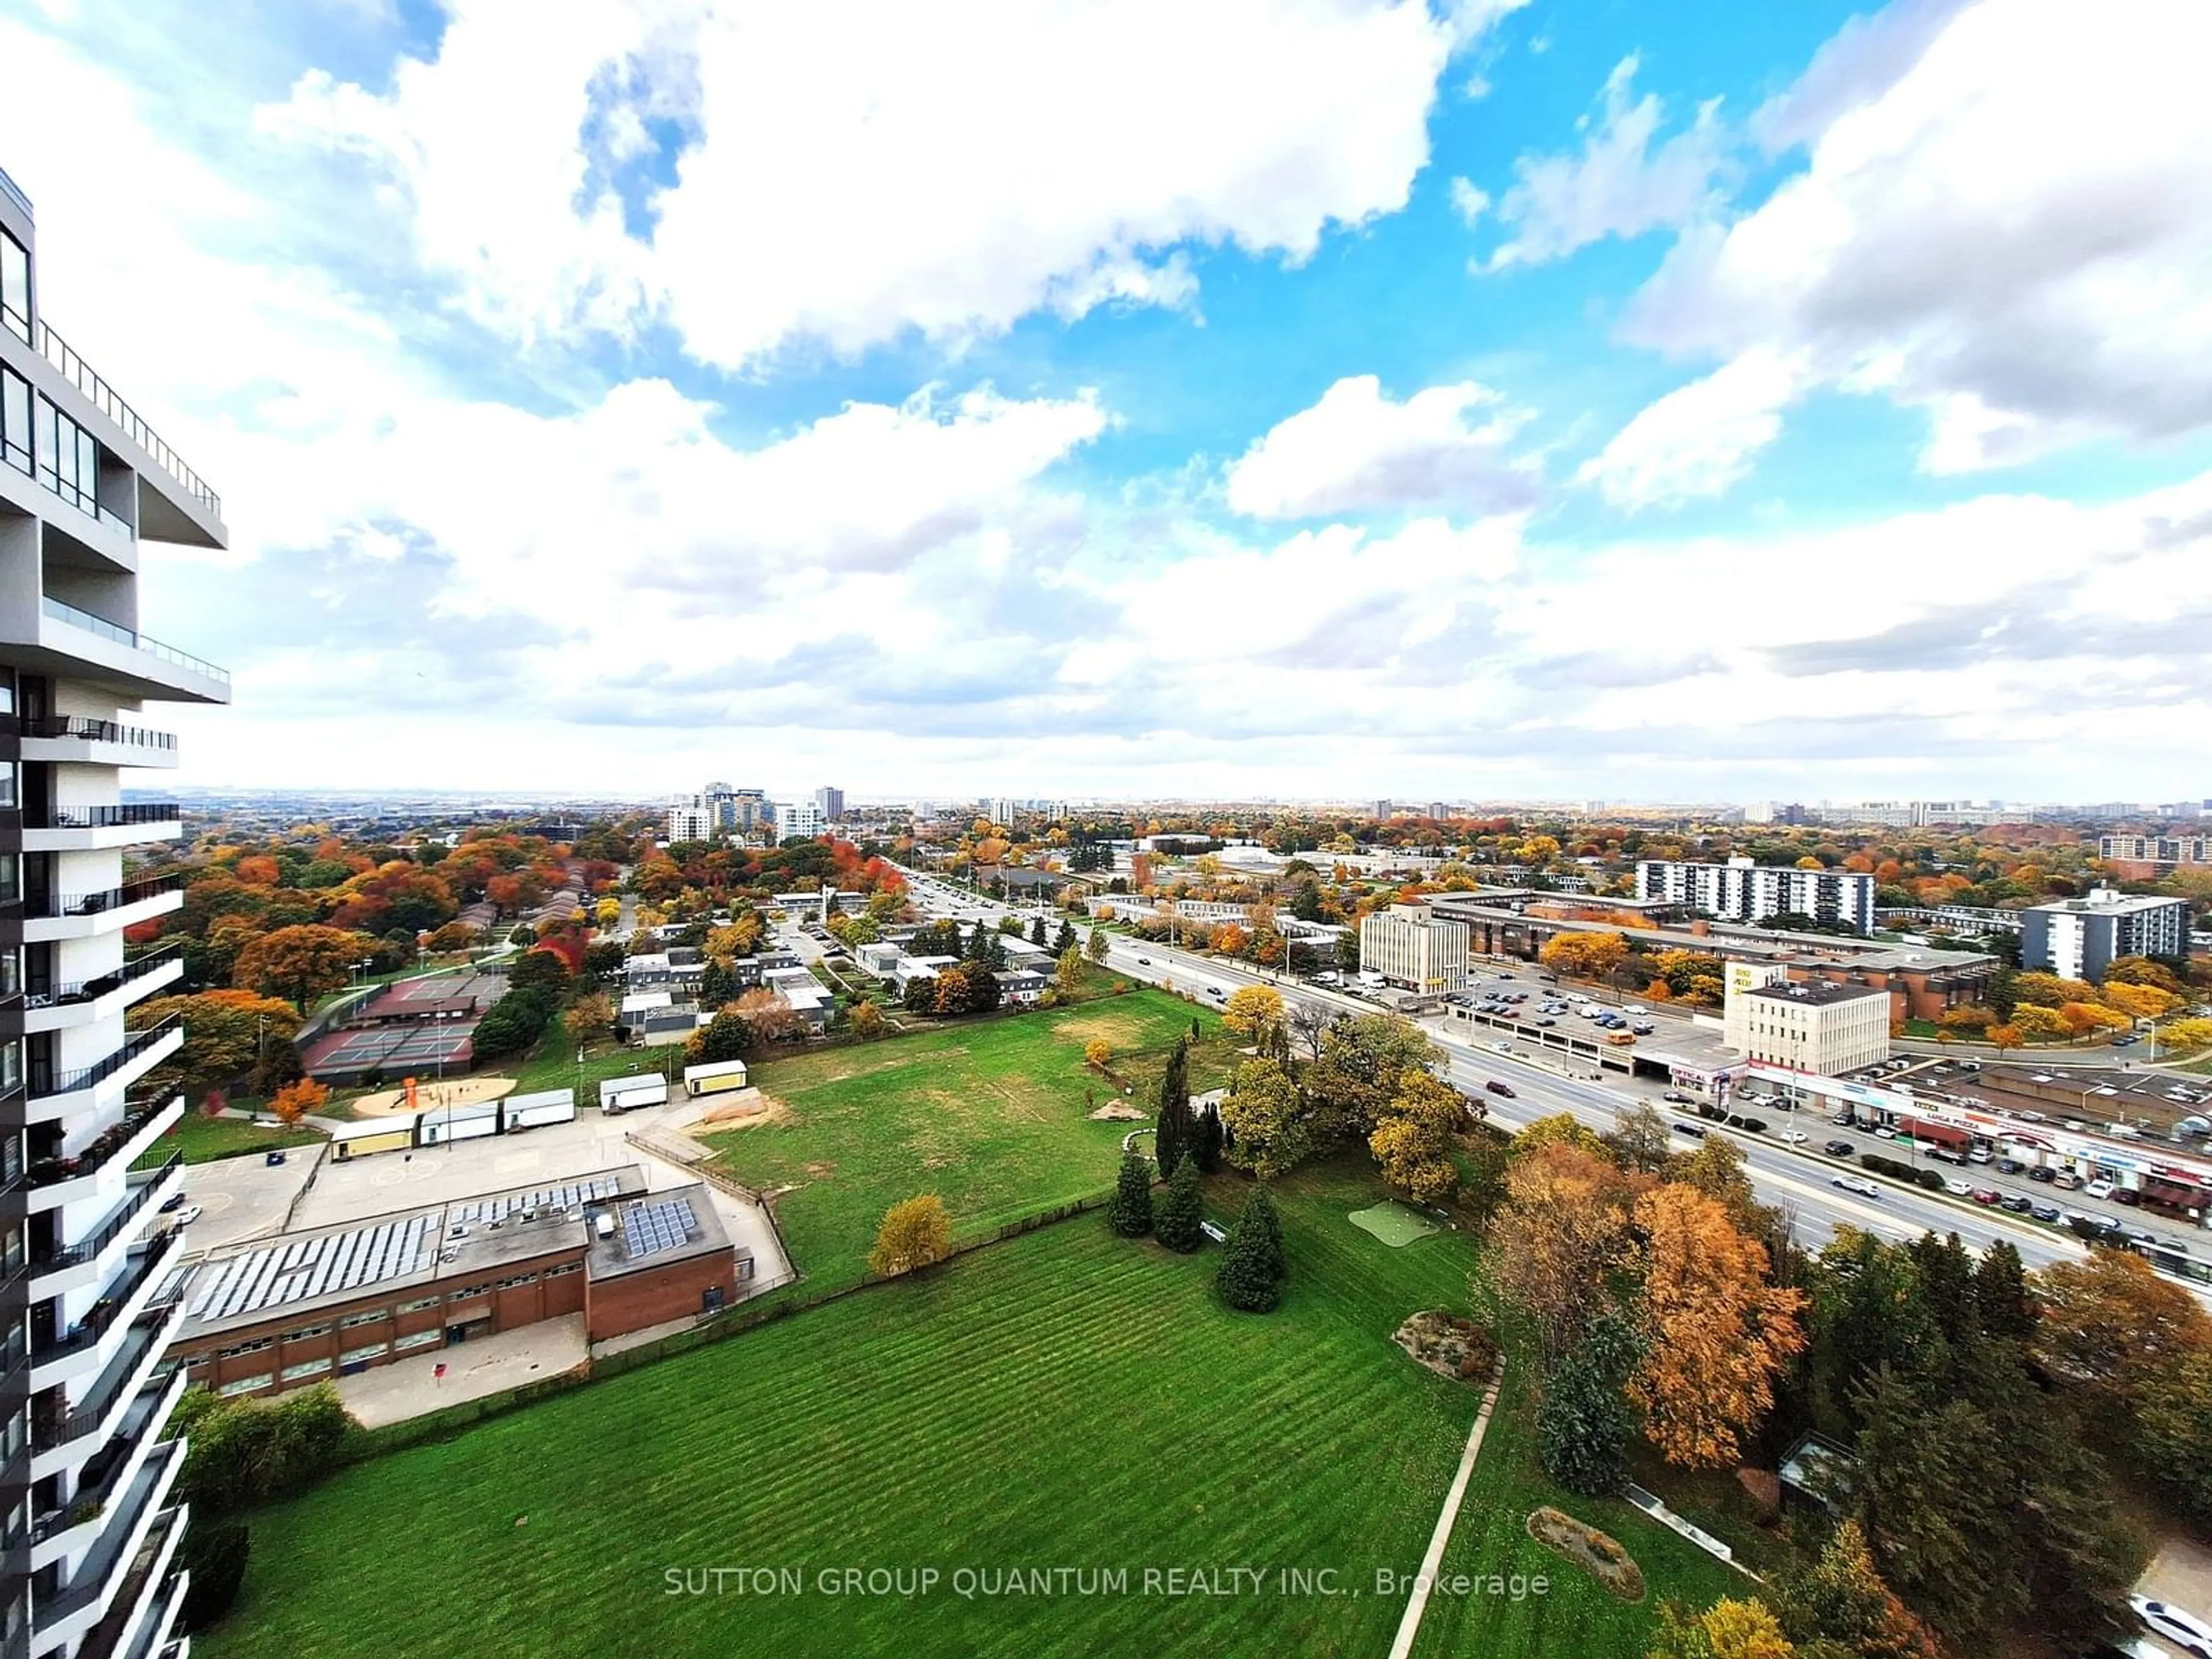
(202, 1160, 1479, 1659)
(702, 989, 1244, 1289)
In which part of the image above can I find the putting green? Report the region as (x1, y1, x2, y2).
(1349, 1200, 1443, 1247)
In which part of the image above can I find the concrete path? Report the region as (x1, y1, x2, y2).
(1387, 1362, 1505, 1659)
(335, 1315, 588, 1427)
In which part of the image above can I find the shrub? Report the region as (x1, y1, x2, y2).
(173, 1384, 358, 1514)
(868, 1195, 953, 1277)
(180, 1520, 251, 1633)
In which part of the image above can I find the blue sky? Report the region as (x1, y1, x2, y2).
(5, 0, 2210, 805)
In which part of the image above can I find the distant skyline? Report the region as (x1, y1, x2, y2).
(9, 0, 2212, 801)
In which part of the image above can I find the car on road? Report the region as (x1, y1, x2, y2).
(2133, 1595, 2212, 1658)
(1832, 1176, 1880, 1198)
(1673, 1123, 1707, 1139)
(1206, 987, 1225, 1001)
(1484, 1080, 1516, 1099)
(2085, 1179, 2116, 1200)
(1780, 1130, 1809, 1144)
(1488, 1041, 1512, 1054)
(1823, 1140, 1854, 1157)
(1662, 1090, 1696, 1105)
(1136, 956, 1150, 965)
(2001, 1194, 2034, 1213)
(2031, 1202, 2063, 1223)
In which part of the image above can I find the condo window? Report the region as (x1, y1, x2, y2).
(0, 232, 26, 341)
(33, 396, 100, 518)
(0, 369, 26, 476)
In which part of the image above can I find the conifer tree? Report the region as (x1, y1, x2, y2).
(1154, 1035, 1192, 1177)
(1108, 1148, 1154, 1238)
(1217, 1186, 1284, 1311)
(1156, 1155, 1203, 1253)
(1193, 1104, 1224, 1173)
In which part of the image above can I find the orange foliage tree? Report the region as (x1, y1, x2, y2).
(269, 1078, 330, 1126)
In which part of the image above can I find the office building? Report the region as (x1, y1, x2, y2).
(2099, 834, 2211, 880)
(3, 163, 230, 1658)
(1723, 965, 1890, 1076)
(1635, 858, 1876, 935)
(2021, 889, 2191, 982)
(774, 800, 826, 843)
(1358, 904, 1470, 993)
(813, 786, 844, 823)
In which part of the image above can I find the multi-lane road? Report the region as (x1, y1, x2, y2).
(897, 870, 2211, 1279)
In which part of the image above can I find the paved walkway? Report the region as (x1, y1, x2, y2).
(334, 1315, 588, 1427)
(1387, 1362, 1506, 1659)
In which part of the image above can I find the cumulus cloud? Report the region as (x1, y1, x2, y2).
(1574, 347, 1805, 509)
(261, 0, 1462, 367)
(1474, 54, 1732, 272)
(1609, 0, 2212, 485)
(1224, 376, 1539, 520)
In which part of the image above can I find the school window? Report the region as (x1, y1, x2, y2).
(393, 1330, 442, 1351)
(496, 1272, 538, 1290)
(544, 1262, 582, 1278)
(217, 1374, 272, 1396)
(281, 1358, 332, 1382)
(283, 1324, 330, 1343)
(395, 1296, 441, 1314)
(216, 1337, 272, 1359)
(340, 1342, 389, 1365)
(452, 1283, 492, 1300)
(340, 1309, 388, 1328)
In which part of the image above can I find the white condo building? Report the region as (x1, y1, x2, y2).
(775, 800, 826, 843)
(1358, 904, 1470, 993)
(3, 164, 228, 1658)
(1637, 857, 1876, 935)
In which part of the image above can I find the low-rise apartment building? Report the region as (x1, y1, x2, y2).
(2022, 888, 2192, 982)
(1636, 857, 1876, 935)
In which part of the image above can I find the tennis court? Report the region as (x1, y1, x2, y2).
(1347, 1200, 1444, 1247)
(304, 1020, 478, 1082)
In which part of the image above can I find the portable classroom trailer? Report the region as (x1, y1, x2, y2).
(682, 1059, 751, 1097)
(501, 1088, 578, 1131)
(599, 1074, 671, 1114)
(329, 1116, 418, 1162)
(416, 1099, 501, 1146)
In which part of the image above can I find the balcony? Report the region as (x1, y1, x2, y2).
(32, 1310, 177, 1479)
(26, 1153, 183, 1301)
(28, 1437, 184, 1657)
(20, 800, 184, 855)
(103, 1563, 187, 1659)
(37, 319, 222, 547)
(10, 877, 185, 944)
(20, 948, 185, 1035)
(13, 718, 178, 771)
(20, 1097, 184, 1217)
(29, 1368, 186, 1575)
(32, 600, 227, 706)
(28, 1227, 182, 1393)
(12, 1020, 181, 1127)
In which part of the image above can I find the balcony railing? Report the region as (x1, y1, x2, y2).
(35, 322, 220, 520)
(25, 944, 183, 1012)
(33, 1312, 169, 1457)
(13, 874, 185, 922)
(31, 1016, 179, 1101)
(39, 599, 229, 688)
(25, 804, 181, 832)
(23, 1096, 179, 1193)
(30, 1228, 181, 1365)
(11, 717, 176, 754)
(28, 1153, 181, 1277)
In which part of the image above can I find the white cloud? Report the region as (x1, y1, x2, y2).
(1621, 0, 2212, 478)
(1225, 376, 1539, 520)
(1474, 53, 1730, 271)
(262, 0, 1459, 368)
(1448, 177, 1491, 226)
(1575, 348, 1805, 509)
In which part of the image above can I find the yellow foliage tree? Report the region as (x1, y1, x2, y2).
(1631, 1184, 1807, 1469)
(270, 1078, 330, 1126)
(2008, 1004, 2068, 1043)
(2059, 1001, 2129, 1037)
(1084, 1039, 1113, 1069)
(1540, 931, 1628, 982)
(868, 1195, 953, 1278)
(2100, 980, 2180, 1021)
(1648, 1597, 1796, 1659)
(2161, 1018, 2212, 1054)
(1221, 986, 1285, 1041)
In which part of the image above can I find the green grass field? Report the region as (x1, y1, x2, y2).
(702, 988, 1243, 1289)
(199, 1157, 1745, 1659)
(161, 1113, 325, 1165)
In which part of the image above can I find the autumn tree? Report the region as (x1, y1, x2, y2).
(1647, 1598, 1796, 1659)
(1631, 1183, 1807, 1469)
(1540, 931, 1627, 982)
(1084, 1038, 1113, 1071)
(2162, 1018, 2212, 1054)
(1055, 945, 1085, 999)
(1604, 1103, 1674, 1175)
(849, 1000, 887, 1040)
(1221, 985, 1285, 1042)
(232, 925, 381, 1011)
(2032, 1249, 2212, 1410)
(2007, 1004, 2067, 1043)
(562, 991, 615, 1048)
(1303, 1014, 1440, 1142)
(2058, 1001, 2128, 1038)
(268, 1078, 329, 1127)
(868, 1195, 953, 1277)
(1084, 926, 1111, 965)
(1488, 1143, 1639, 1369)
(1219, 1058, 1312, 1181)
(684, 1010, 755, 1065)
(733, 988, 808, 1044)
(1774, 1518, 1940, 1659)
(131, 990, 302, 1098)
(1368, 1070, 1464, 1203)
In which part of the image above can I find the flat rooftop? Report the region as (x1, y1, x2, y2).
(586, 1187, 734, 1282)
(178, 1165, 646, 1338)
(1741, 980, 1890, 1007)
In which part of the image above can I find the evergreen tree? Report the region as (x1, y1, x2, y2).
(1108, 1149, 1154, 1238)
(985, 930, 1007, 971)
(1029, 915, 1047, 946)
(1973, 1240, 2037, 1343)
(1217, 1187, 1284, 1311)
(1156, 1155, 1204, 1253)
(1054, 919, 1077, 955)
(1154, 1035, 1192, 1178)
(1537, 1310, 1642, 1495)
(1907, 1232, 1979, 1357)
(1193, 1104, 1224, 1173)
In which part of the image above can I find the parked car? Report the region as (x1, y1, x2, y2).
(2133, 1596, 2212, 1659)
(1662, 1090, 1695, 1105)
(1943, 1179, 1973, 1196)
(1996, 1157, 2025, 1175)
(2027, 1166, 2058, 1183)
(1485, 1079, 1516, 1099)
(159, 1192, 187, 1213)
(1673, 1123, 1707, 1140)
(171, 1204, 202, 1228)
(2084, 1179, 2116, 1200)
(2031, 1202, 2063, 1223)
(1533, 1017, 1556, 1028)
(1967, 1147, 1993, 1164)
(1971, 1188, 2000, 1205)
(1780, 1130, 1809, 1145)
(1823, 1141, 1855, 1157)
(1489, 1041, 1512, 1055)
(1832, 1111, 1856, 1126)
(2000, 1194, 2034, 1213)
(2113, 1187, 2142, 1206)
(1832, 1176, 1880, 1198)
